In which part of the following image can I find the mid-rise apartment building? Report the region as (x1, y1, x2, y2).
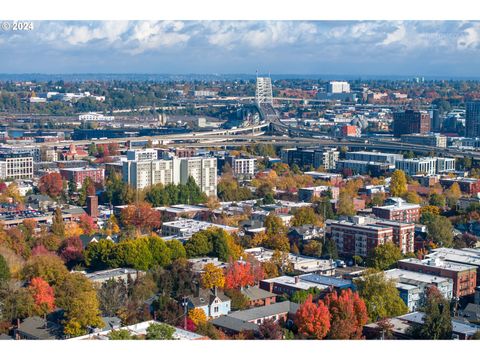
(394, 157, 455, 176)
(393, 110, 431, 137)
(398, 257, 477, 298)
(345, 151, 403, 165)
(59, 167, 105, 188)
(400, 133, 447, 148)
(281, 148, 339, 170)
(372, 198, 421, 223)
(224, 156, 256, 176)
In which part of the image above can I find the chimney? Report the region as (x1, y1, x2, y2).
(294, 276, 300, 284)
(195, 282, 200, 298)
(86, 195, 99, 218)
(213, 286, 218, 297)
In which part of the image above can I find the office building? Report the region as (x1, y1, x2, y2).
(336, 160, 394, 176)
(327, 81, 351, 93)
(281, 148, 339, 170)
(439, 177, 480, 195)
(393, 110, 431, 137)
(0, 151, 34, 180)
(400, 133, 447, 148)
(161, 219, 237, 240)
(395, 157, 455, 176)
(466, 100, 480, 138)
(346, 151, 403, 165)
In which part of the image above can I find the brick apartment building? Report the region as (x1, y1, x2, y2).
(398, 258, 477, 298)
(376, 220, 415, 254)
(439, 177, 480, 195)
(59, 167, 105, 188)
(326, 219, 394, 257)
(372, 198, 420, 223)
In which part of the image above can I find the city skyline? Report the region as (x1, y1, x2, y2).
(1, 20, 480, 76)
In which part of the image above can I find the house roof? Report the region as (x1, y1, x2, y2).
(228, 301, 299, 322)
(211, 316, 259, 333)
(189, 288, 230, 307)
(16, 316, 64, 340)
(240, 286, 276, 302)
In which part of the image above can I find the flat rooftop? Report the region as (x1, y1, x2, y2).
(398, 258, 477, 272)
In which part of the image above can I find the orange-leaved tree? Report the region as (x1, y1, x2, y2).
(295, 294, 330, 339)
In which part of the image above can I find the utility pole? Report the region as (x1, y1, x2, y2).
(182, 296, 188, 330)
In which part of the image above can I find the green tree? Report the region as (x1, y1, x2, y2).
(51, 207, 65, 238)
(166, 240, 187, 261)
(322, 238, 338, 259)
(369, 242, 403, 270)
(354, 269, 408, 322)
(390, 170, 407, 197)
(85, 239, 123, 270)
(98, 279, 127, 317)
(224, 288, 249, 311)
(108, 329, 137, 340)
(409, 287, 452, 339)
(146, 322, 176, 340)
(0, 254, 10, 281)
(185, 231, 213, 258)
(424, 215, 454, 247)
(314, 197, 336, 220)
(429, 193, 446, 208)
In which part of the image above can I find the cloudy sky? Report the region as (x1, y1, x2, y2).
(1, 20, 480, 76)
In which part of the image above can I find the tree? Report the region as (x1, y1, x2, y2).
(84, 239, 121, 270)
(78, 177, 96, 206)
(322, 238, 338, 259)
(64, 222, 83, 238)
(146, 322, 175, 340)
(98, 278, 127, 317)
(104, 215, 120, 236)
(354, 269, 408, 321)
(444, 182, 462, 208)
(369, 242, 403, 270)
(404, 191, 422, 204)
(429, 193, 446, 208)
(258, 318, 283, 339)
(188, 308, 207, 325)
(424, 215, 454, 247)
(336, 190, 356, 216)
(224, 288, 249, 310)
(38, 173, 64, 198)
(166, 240, 186, 261)
(120, 202, 162, 234)
(51, 207, 65, 238)
(56, 272, 104, 337)
(29, 277, 55, 317)
(22, 254, 69, 286)
(409, 286, 452, 339)
(185, 231, 213, 258)
(264, 213, 287, 237)
(291, 288, 322, 304)
(224, 262, 256, 289)
(59, 236, 84, 268)
(390, 170, 407, 197)
(201, 263, 225, 289)
(79, 214, 97, 236)
(295, 295, 330, 339)
(324, 289, 368, 339)
(302, 240, 322, 257)
(291, 207, 322, 227)
(0, 254, 10, 281)
(108, 329, 136, 340)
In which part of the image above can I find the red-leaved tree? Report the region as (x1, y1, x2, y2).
(39, 173, 64, 198)
(295, 295, 330, 339)
(79, 214, 97, 235)
(59, 236, 84, 266)
(29, 277, 55, 317)
(324, 289, 368, 339)
(224, 262, 260, 289)
(120, 202, 162, 233)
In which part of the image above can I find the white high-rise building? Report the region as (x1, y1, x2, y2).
(327, 81, 351, 94)
(122, 150, 217, 196)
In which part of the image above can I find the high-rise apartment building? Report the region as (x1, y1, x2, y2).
(122, 151, 217, 197)
(466, 100, 480, 138)
(327, 81, 351, 93)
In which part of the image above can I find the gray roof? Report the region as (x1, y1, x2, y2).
(228, 301, 299, 322)
(189, 288, 230, 308)
(399, 311, 480, 336)
(16, 316, 63, 340)
(211, 316, 259, 333)
(240, 286, 276, 301)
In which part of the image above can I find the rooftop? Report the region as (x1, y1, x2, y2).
(228, 301, 299, 322)
(398, 257, 477, 272)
